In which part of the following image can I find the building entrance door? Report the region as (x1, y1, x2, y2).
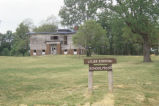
(51, 44, 57, 54)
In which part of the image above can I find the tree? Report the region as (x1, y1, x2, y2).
(73, 20, 107, 56)
(16, 23, 30, 40)
(1, 48, 10, 56)
(33, 15, 58, 32)
(0, 31, 14, 56)
(42, 15, 59, 25)
(22, 18, 34, 32)
(59, 0, 102, 27)
(104, 0, 159, 62)
(33, 24, 58, 32)
(11, 23, 30, 56)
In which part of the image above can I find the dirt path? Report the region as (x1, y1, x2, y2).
(84, 93, 114, 106)
(92, 93, 114, 106)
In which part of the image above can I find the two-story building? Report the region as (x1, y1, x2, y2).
(28, 29, 85, 56)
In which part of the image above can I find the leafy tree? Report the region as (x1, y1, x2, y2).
(73, 20, 107, 56)
(104, 0, 159, 62)
(0, 31, 14, 56)
(1, 48, 10, 56)
(59, 0, 102, 27)
(11, 23, 30, 56)
(33, 24, 57, 32)
(42, 15, 59, 25)
(33, 15, 58, 32)
(16, 23, 30, 40)
(22, 18, 34, 31)
(98, 12, 125, 55)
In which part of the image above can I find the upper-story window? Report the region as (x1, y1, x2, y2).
(64, 36, 67, 44)
(51, 36, 58, 40)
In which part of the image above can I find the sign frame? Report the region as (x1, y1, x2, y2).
(84, 58, 117, 93)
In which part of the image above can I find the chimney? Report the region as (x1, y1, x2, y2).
(74, 25, 79, 31)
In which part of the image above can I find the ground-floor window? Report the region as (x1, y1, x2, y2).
(74, 49, 77, 55)
(33, 50, 36, 56)
(42, 50, 45, 55)
(64, 49, 67, 55)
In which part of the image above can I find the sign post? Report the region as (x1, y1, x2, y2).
(108, 65, 113, 92)
(84, 58, 117, 92)
(88, 65, 93, 91)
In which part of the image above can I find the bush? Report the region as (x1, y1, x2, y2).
(1, 48, 10, 56)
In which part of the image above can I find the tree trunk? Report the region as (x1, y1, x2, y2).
(86, 48, 91, 57)
(89, 48, 91, 56)
(143, 35, 152, 62)
(86, 49, 89, 57)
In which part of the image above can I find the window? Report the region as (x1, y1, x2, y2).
(74, 49, 77, 55)
(64, 36, 67, 44)
(64, 49, 68, 55)
(42, 50, 45, 55)
(51, 36, 58, 40)
(33, 50, 37, 56)
(60, 41, 63, 44)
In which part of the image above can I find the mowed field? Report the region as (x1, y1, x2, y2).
(0, 55, 159, 106)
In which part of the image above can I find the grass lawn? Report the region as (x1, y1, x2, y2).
(0, 55, 159, 106)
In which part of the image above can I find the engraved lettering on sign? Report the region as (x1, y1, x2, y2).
(84, 58, 116, 64)
(89, 65, 112, 71)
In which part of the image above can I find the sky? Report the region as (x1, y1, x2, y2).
(0, 0, 64, 33)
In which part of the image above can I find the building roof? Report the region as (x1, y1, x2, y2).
(27, 29, 76, 35)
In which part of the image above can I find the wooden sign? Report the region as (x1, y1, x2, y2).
(84, 58, 117, 93)
(84, 58, 116, 64)
(89, 64, 112, 71)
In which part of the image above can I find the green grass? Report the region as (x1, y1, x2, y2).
(0, 55, 159, 106)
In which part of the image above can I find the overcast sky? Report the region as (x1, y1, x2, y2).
(0, 0, 64, 33)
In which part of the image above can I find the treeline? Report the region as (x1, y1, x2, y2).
(0, 17, 158, 56)
(59, 0, 159, 62)
(0, 23, 32, 56)
(73, 20, 144, 56)
(0, 16, 58, 56)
